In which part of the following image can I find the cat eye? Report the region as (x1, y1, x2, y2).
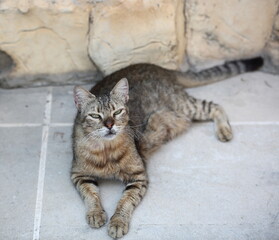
(113, 109, 123, 116)
(89, 113, 101, 119)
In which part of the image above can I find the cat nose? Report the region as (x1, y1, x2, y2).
(106, 123, 113, 129)
(104, 118, 114, 129)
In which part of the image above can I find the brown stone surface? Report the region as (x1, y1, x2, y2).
(263, 9, 279, 74)
(0, 0, 99, 88)
(185, 0, 279, 71)
(88, 0, 187, 76)
(0, 0, 278, 88)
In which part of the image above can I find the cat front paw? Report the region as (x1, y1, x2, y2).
(86, 209, 107, 228)
(108, 214, 129, 238)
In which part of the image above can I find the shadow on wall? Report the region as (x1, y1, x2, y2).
(0, 50, 14, 76)
(0, 50, 102, 89)
(0, 70, 103, 89)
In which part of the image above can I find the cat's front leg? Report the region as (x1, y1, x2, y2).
(108, 174, 148, 238)
(71, 173, 106, 228)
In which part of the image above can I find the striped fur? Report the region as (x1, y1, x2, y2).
(72, 57, 262, 238)
(176, 57, 263, 87)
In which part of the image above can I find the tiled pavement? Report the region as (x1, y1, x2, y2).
(0, 72, 278, 240)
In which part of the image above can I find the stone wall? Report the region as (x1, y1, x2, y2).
(0, 0, 98, 88)
(0, 0, 278, 88)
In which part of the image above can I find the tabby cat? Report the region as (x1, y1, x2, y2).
(71, 57, 262, 238)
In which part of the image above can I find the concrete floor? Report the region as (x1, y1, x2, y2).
(0, 72, 278, 240)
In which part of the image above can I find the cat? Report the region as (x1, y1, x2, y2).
(71, 57, 263, 238)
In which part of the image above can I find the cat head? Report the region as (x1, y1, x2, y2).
(74, 78, 129, 141)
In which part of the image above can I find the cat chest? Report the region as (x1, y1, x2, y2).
(79, 147, 127, 179)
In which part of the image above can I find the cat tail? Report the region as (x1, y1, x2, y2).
(176, 57, 263, 88)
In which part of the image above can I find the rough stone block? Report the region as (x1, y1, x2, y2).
(263, 12, 279, 74)
(0, 0, 99, 88)
(185, 0, 279, 71)
(88, 0, 187, 76)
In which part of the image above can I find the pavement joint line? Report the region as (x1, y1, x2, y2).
(0, 123, 42, 127)
(32, 87, 52, 240)
(50, 123, 74, 127)
(0, 123, 74, 127)
(231, 121, 279, 125)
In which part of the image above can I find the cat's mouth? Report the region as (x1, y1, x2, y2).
(104, 129, 117, 139)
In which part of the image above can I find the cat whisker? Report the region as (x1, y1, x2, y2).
(79, 131, 101, 144)
(129, 123, 145, 128)
(125, 126, 144, 140)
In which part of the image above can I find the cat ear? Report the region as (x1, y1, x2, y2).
(73, 86, 95, 111)
(110, 78, 129, 102)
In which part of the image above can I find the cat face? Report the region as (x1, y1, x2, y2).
(74, 78, 129, 141)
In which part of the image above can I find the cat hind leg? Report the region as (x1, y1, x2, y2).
(139, 110, 190, 158)
(187, 96, 233, 142)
